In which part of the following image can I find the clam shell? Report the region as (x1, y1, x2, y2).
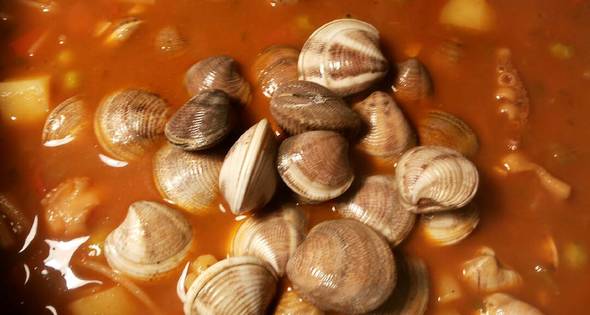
(352, 91, 415, 159)
(417, 110, 479, 158)
(392, 59, 432, 103)
(153, 143, 222, 214)
(395, 146, 479, 214)
(165, 90, 234, 151)
(286, 219, 396, 314)
(94, 89, 170, 161)
(461, 247, 523, 292)
(275, 290, 324, 315)
(482, 293, 544, 315)
(421, 203, 479, 246)
(185, 55, 251, 105)
(42, 96, 87, 147)
(219, 119, 278, 215)
(337, 175, 416, 245)
(231, 204, 306, 276)
(253, 45, 299, 98)
(184, 256, 277, 315)
(299, 19, 389, 96)
(155, 26, 186, 53)
(368, 255, 430, 315)
(277, 130, 354, 202)
(104, 201, 192, 281)
(270, 80, 360, 136)
(104, 17, 143, 46)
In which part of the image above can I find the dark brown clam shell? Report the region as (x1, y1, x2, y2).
(417, 110, 479, 158)
(392, 58, 433, 103)
(270, 80, 360, 136)
(165, 90, 233, 151)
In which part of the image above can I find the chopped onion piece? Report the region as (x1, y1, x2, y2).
(440, 0, 495, 32)
(0, 76, 50, 123)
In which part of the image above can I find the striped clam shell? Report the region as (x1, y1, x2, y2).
(184, 256, 277, 315)
(417, 110, 479, 158)
(94, 89, 171, 161)
(253, 45, 300, 98)
(395, 146, 479, 214)
(42, 96, 88, 147)
(352, 91, 415, 159)
(298, 19, 389, 96)
(421, 203, 480, 246)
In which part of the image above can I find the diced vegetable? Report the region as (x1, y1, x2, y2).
(439, 0, 495, 32)
(0, 76, 50, 123)
(563, 242, 588, 270)
(56, 50, 73, 65)
(63, 71, 81, 90)
(549, 42, 574, 60)
(68, 286, 140, 315)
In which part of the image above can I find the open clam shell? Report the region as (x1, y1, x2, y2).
(270, 80, 360, 136)
(298, 19, 389, 96)
(277, 130, 354, 202)
(153, 143, 222, 214)
(395, 146, 479, 214)
(42, 96, 88, 147)
(352, 91, 415, 159)
(421, 203, 480, 246)
(104, 201, 193, 281)
(337, 175, 416, 245)
(253, 45, 299, 98)
(94, 89, 170, 161)
(184, 256, 278, 315)
(231, 204, 306, 276)
(185, 55, 251, 105)
(286, 219, 396, 314)
(219, 119, 278, 215)
(461, 247, 523, 292)
(165, 90, 234, 151)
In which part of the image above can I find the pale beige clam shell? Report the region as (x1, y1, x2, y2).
(219, 119, 278, 215)
(286, 219, 396, 314)
(337, 175, 416, 245)
(94, 89, 170, 161)
(183, 256, 277, 315)
(352, 91, 415, 159)
(461, 247, 523, 292)
(104, 201, 192, 281)
(482, 293, 544, 315)
(420, 203, 480, 246)
(153, 143, 222, 214)
(298, 19, 389, 96)
(277, 130, 354, 202)
(395, 146, 479, 214)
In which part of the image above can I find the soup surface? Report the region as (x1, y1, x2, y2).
(1, 0, 590, 314)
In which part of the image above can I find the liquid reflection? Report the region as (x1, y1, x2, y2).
(43, 236, 102, 290)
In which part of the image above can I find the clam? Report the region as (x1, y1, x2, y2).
(275, 289, 324, 315)
(184, 256, 277, 315)
(104, 201, 193, 281)
(185, 55, 251, 105)
(417, 110, 479, 158)
(42, 96, 87, 147)
(420, 203, 479, 246)
(392, 58, 433, 103)
(337, 175, 416, 245)
(461, 247, 522, 292)
(352, 91, 415, 159)
(95, 89, 170, 161)
(395, 146, 479, 214)
(482, 293, 544, 315)
(286, 219, 396, 314)
(368, 255, 429, 315)
(270, 80, 360, 136)
(153, 143, 222, 214)
(165, 90, 234, 151)
(219, 119, 278, 215)
(104, 17, 143, 46)
(231, 204, 306, 276)
(155, 26, 186, 53)
(277, 130, 354, 202)
(298, 18, 389, 96)
(253, 45, 299, 98)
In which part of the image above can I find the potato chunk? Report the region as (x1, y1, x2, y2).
(42, 177, 100, 238)
(68, 286, 140, 315)
(440, 0, 495, 32)
(0, 76, 50, 123)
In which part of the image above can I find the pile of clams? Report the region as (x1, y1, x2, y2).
(41, 16, 546, 315)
